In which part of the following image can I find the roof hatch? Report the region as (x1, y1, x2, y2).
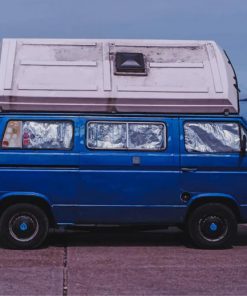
(115, 52, 146, 74)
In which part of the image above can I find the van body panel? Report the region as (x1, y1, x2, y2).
(180, 117, 247, 220)
(0, 115, 184, 225)
(0, 114, 246, 226)
(75, 117, 180, 224)
(0, 168, 80, 207)
(0, 115, 80, 224)
(52, 205, 187, 225)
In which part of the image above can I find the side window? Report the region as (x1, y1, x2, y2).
(87, 122, 127, 149)
(87, 121, 166, 151)
(2, 121, 73, 150)
(128, 123, 165, 150)
(184, 122, 240, 153)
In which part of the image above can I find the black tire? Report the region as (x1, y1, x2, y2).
(0, 203, 49, 249)
(187, 203, 237, 249)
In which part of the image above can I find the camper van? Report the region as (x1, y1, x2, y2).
(0, 39, 245, 249)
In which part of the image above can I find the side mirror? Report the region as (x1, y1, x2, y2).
(240, 134, 247, 156)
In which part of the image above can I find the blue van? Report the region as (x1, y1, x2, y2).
(0, 38, 244, 249)
(0, 111, 246, 249)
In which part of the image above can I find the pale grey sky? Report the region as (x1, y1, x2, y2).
(0, 0, 246, 97)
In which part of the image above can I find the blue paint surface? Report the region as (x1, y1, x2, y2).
(0, 114, 246, 227)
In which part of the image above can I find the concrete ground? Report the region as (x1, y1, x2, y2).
(0, 226, 247, 296)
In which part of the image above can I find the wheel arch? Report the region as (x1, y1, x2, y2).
(0, 194, 56, 227)
(185, 196, 241, 223)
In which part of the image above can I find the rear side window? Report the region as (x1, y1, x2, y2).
(2, 121, 73, 150)
(184, 122, 240, 153)
(87, 121, 166, 151)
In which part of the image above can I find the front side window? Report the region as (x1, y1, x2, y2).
(2, 121, 73, 149)
(87, 121, 165, 151)
(184, 122, 240, 153)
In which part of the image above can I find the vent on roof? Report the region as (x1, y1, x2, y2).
(115, 52, 146, 75)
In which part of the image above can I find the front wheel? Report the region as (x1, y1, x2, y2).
(0, 203, 49, 249)
(187, 203, 237, 249)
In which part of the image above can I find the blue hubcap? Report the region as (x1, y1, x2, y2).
(10, 215, 38, 241)
(199, 216, 227, 241)
(20, 222, 28, 231)
(210, 223, 217, 232)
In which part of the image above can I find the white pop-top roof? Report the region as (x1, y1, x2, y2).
(0, 38, 239, 113)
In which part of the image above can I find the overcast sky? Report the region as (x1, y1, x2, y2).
(0, 0, 246, 97)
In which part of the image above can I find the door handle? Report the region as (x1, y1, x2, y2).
(181, 167, 197, 172)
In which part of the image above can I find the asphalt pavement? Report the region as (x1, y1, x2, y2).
(0, 225, 247, 296)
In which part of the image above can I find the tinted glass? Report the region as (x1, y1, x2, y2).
(87, 122, 127, 149)
(128, 123, 165, 150)
(87, 121, 165, 151)
(2, 121, 73, 150)
(184, 122, 240, 153)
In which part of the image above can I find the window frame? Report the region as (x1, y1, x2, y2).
(240, 123, 247, 152)
(183, 120, 241, 154)
(86, 120, 167, 152)
(1, 120, 74, 151)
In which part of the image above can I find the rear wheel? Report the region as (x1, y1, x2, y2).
(187, 203, 237, 249)
(0, 203, 49, 249)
